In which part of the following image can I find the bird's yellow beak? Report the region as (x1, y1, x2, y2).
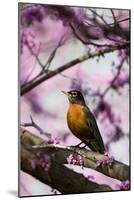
(61, 91, 69, 96)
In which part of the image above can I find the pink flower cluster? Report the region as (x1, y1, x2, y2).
(96, 154, 114, 166)
(66, 153, 84, 167)
(30, 154, 51, 171)
(116, 180, 130, 190)
(43, 137, 60, 145)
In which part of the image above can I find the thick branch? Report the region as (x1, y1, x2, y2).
(21, 130, 129, 183)
(21, 43, 128, 96)
(32, 144, 129, 182)
(21, 130, 112, 194)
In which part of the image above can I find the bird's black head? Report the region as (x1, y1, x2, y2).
(62, 90, 85, 104)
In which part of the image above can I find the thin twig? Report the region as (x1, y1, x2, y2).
(41, 34, 65, 72)
(86, 9, 129, 40)
(22, 34, 65, 87)
(21, 116, 51, 137)
(85, 18, 129, 28)
(23, 34, 66, 85)
(93, 58, 127, 147)
(101, 58, 125, 98)
(60, 72, 80, 83)
(70, 22, 112, 47)
(88, 8, 108, 26)
(110, 9, 118, 26)
(23, 44, 42, 85)
(26, 41, 44, 68)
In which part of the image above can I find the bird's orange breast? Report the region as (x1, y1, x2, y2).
(67, 104, 92, 140)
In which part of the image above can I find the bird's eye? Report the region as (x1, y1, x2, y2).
(70, 91, 77, 96)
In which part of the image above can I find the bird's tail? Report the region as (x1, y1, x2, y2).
(84, 141, 105, 154)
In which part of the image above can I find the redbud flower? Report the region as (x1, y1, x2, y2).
(44, 137, 60, 145)
(66, 154, 84, 167)
(95, 154, 114, 166)
(116, 180, 130, 190)
(30, 154, 51, 171)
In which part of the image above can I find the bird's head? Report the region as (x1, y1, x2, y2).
(62, 90, 85, 105)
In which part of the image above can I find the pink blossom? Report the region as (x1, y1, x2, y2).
(66, 154, 84, 167)
(30, 154, 51, 171)
(116, 180, 130, 190)
(95, 155, 114, 166)
(44, 137, 60, 145)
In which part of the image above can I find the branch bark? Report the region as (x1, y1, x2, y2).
(32, 143, 129, 182)
(21, 43, 129, 96)
(20, 129, 130, 194)
(20, 130, 112, 194)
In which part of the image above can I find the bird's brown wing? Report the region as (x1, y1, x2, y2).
(83, 106, 105, 154)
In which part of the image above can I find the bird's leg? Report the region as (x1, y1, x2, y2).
(70, 142, 88, 149)
(70, 141, 83, 148)
(75, 141, 83, 147)
(79, 144, 87, 149)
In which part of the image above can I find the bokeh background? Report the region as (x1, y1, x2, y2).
(20, 3, 130, 196)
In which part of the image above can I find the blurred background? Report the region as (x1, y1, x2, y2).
(20, 3, 130, 196)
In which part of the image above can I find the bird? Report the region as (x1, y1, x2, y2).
(62, 90, 105, 154)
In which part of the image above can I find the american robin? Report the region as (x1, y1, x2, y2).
(62, 90, 105, 154)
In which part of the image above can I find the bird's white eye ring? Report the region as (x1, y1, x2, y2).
(71, 92, 77, 95)
(71, 95, 75, 97)
(71, 93, 77, 97)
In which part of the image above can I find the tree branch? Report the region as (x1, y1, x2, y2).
(88, 8, 108, 26)
(21, 130, 112, 194)
(21, 43, 129, 96)
(41, 34, 65, 72)
(21, 116, 51, 137)
(110, 9, 118, 26)
(32, 144, 129, 182)
(21, 130, 129, 184)
(25, 40, 44, 68)
(99, 58, 125, 98)
(70, 22, 112, 47)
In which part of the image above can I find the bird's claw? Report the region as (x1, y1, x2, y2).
(70, 142, 87, 149)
